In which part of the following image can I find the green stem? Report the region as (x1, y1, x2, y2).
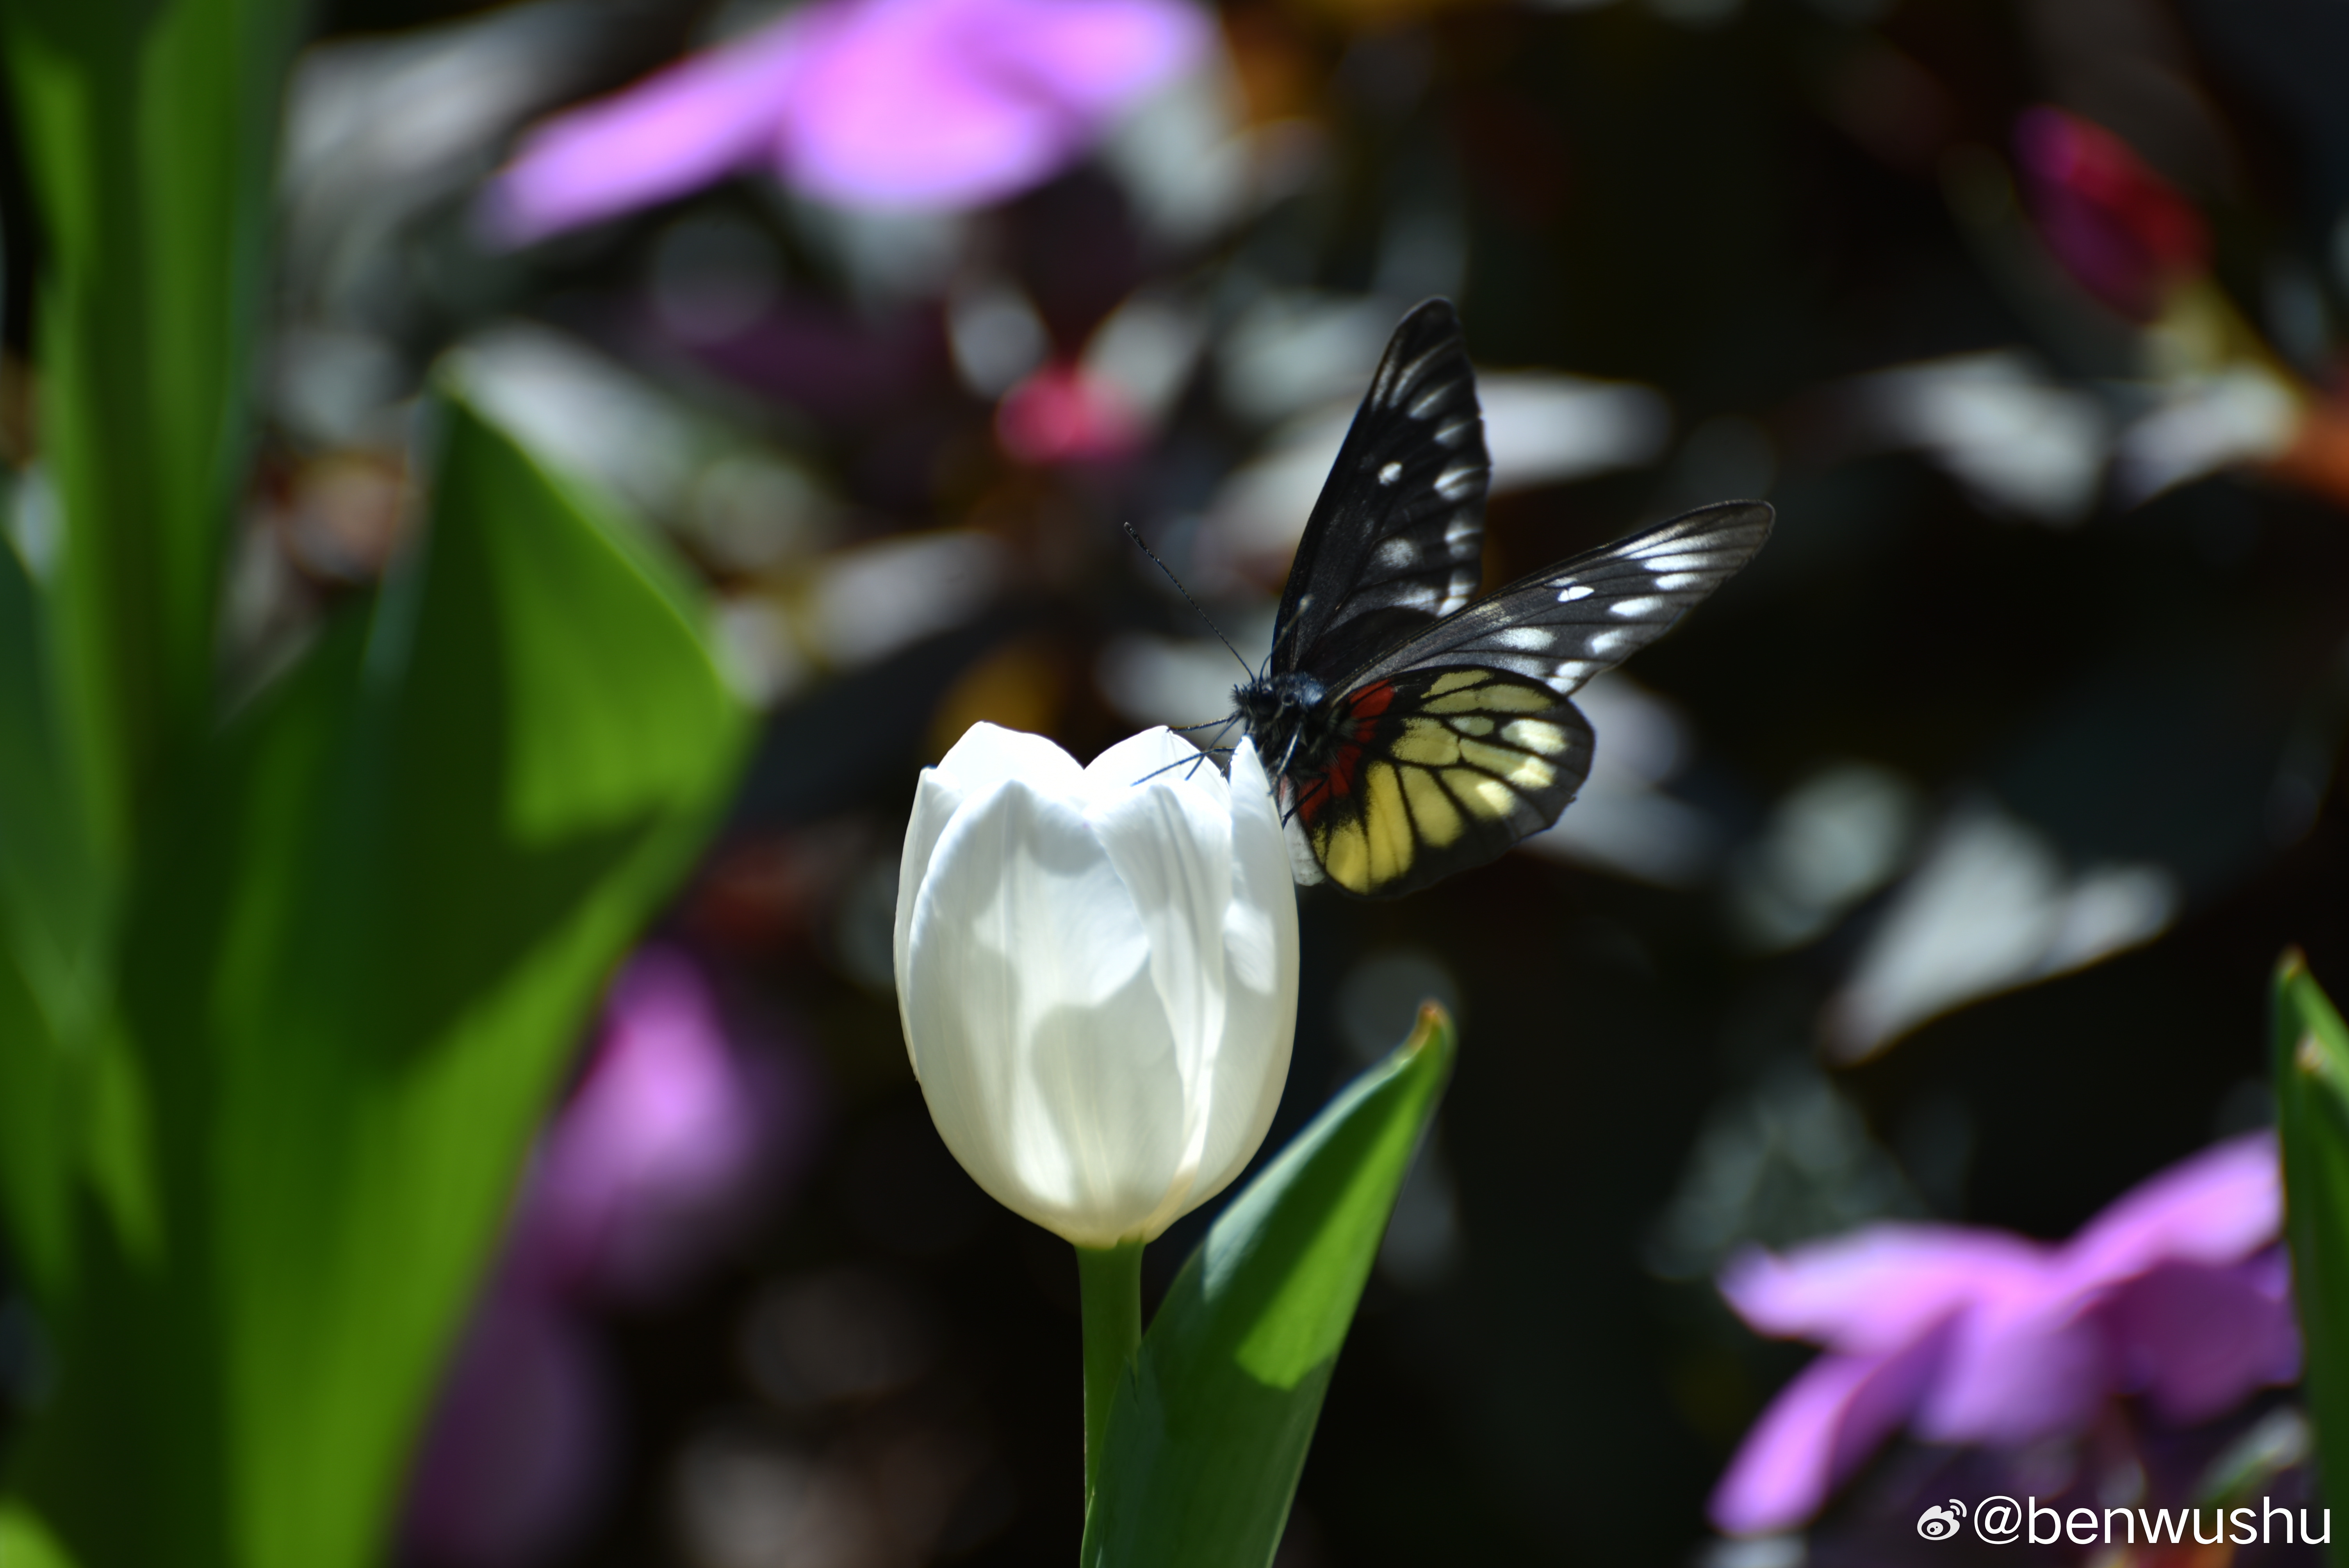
(1076, 1238, 1144, 1507)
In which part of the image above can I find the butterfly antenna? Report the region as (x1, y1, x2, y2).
(1130, 744, 1231, 788)
(1123, 522, 1253, 676)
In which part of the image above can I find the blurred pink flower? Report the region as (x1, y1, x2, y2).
(1710, 1131, 2297, 1536)
(2014, 107, 2209, 321)
(483, 0, 1210, 243)
(995, 361, 1146, 463)
(526, 946, 813, 1302)
(401, 948, 820, 1566)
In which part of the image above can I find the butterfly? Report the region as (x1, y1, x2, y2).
(1230, 299, 1772, 897)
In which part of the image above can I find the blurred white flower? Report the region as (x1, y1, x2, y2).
(893, 724, 1299, 1247)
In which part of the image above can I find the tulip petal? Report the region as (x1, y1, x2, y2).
(905, 776, 1187, 1245)
(1084, 731, 1235, 1233)
(895, 766, 967, 1037)
(896, 725, 1084, 1053)
(937, 720, 1087, 795)
(1189, 739, 1298, 1211)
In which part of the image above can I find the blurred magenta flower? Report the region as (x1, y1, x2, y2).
(526, 946, 812, 1302)
(483, 0, 1211, 243)
(2014, 107, 2209, 321)
(1710, 1131, 2296, 1536)
(402, 948, 818, 1566)
(996, 361, 1147, 464)
(401, 1282, 614, 1568)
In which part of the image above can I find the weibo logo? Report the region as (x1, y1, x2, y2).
(1917, 1500, 1967, 1540)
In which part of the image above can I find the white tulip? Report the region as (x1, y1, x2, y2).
(893, 723, 1300, 1248)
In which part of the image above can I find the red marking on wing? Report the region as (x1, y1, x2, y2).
(1292, 682, 1395, 829)
(1348, 680, 1397, 730)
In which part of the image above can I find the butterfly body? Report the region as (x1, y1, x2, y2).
(1230, 299, 1772, 897)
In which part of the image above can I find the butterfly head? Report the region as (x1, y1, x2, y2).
(1233, 666, 1327, 728)
(1232, 668, 1345, 791)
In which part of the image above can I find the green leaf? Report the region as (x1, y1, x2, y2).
(2275, 949, 2349, 1568)
(4, 395, 750, 1568)
(0, 1500, 81, 1568)
(0, 0, 304, 843)
(0, 516, 105, 1297)
(1083, 1003, 1458, 1567)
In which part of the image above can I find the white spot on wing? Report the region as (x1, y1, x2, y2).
(1551, 659, 1594, 684)
(1379, 461, 1403, 485)
(1610, 596, 1666, 618)
(1495, 626, 1554, 650)
(1586, 629, 1634, 657)
(1376, 537, 1417, 568)
(1436, 465, 1480, 499)
(1556, 584, 1595, 603)
(1653, 572, 1704, 590)
(1444, 515, 1478, 545)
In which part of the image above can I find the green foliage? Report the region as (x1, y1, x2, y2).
(2, 3, 750, 1563)
(2276, 951, 2349, 1568)
(1, 0, 304, 849)
(0, 396, 748, 1568)
(1082, 1004, 1457, 1567)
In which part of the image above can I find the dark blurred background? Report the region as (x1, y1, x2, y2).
(7, 0, 2349, 1562)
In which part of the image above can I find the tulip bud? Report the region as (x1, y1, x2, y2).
(892, 723, 1300, 1247)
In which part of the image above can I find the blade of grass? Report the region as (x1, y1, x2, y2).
(2274, 950, 2349, 1568)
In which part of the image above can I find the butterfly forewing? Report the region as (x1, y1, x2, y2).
(1349, 501, 1774, 699)
(1290, 668, 1595, 897)
(1271, 299, 1491, 686)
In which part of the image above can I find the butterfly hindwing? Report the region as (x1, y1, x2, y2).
(1348, 500, 1774, 699)
(1270, 299, 1491, 687)
(1288, 667, 1595, 897)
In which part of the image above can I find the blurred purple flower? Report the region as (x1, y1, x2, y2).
(524, 946, 813, 1303)
(401, 948, 820, 1566)
(1710, 1131, 2297, 1537)
(401, 1279, 614, 1568)
(483, 0, 1210, 243)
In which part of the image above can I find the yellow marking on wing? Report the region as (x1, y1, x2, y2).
(1321, 820, 1371, 892)
(1472, 684, 1555, 713)
(1428, 670, 1486, 696)
(1449, 715, 1495, 737)
(1453, 772, 1518, 819)
(1390, 718, 1460, 767)
(1503, 718, 1570, 755)
(1461, 739, 1556, 789)
(1363, 764, 1414, 886)
(1423, 690, 1495, 714)
(1402, 765, 1463, 846)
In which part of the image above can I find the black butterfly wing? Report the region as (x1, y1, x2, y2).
(1294, 500, 1772, 897)
(1267, 298, 1490, 686)
(1345, 500, 1775, 697)
(1292, 666, 1595, 897)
